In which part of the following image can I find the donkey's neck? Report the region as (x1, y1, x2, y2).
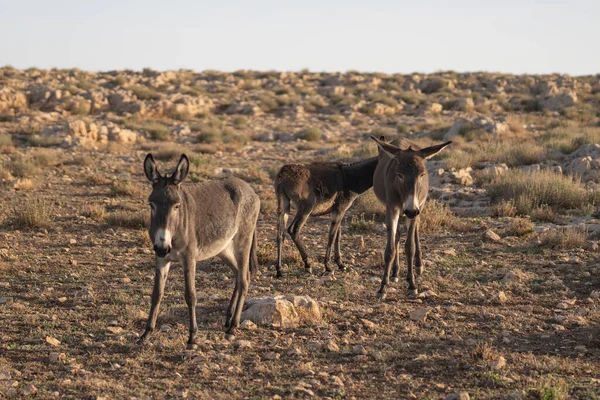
(341, 157, 378, 194)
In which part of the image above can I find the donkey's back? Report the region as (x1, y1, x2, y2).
(183, 177, 260, 259)
(275, 163, 345, 212)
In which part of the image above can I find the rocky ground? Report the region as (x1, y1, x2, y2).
(0, 67, 599, 399)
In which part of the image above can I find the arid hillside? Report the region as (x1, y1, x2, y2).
(0, 67, 599, 399)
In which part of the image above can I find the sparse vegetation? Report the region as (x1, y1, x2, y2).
(295, 127, 322, 141)
(104, 210, 147, 229)
(10, 196, 56, 228)
(539, 227, 587, 249)
(487, 170, 592, 215)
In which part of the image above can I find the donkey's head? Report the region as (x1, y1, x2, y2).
(371, 136, 451, 219)
(143, 153, 190, 258)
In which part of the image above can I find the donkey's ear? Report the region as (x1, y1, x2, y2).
(418, 141, 452, 159)
(171, 154, 190, 185)
(370, 135, 400, 157)
(144, 154, 160, 183)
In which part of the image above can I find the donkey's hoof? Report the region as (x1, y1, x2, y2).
(186, 343, 198, 350)
(305, 267, 313, 275)
(224, 332, 236, 341)
(408, 289, 418, 298)
(376, 292, 387, 301)
(391, 276, 399, 283)
(275, 272, 283, 278)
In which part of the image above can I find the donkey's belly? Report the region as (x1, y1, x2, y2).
(311, 195, 337, 216)
(196, 234, 235, 261)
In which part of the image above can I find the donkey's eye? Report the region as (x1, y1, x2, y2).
(174, 203, 181, 210)
(396, 173, 404, 181)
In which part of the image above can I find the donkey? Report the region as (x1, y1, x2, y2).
(371, 136, 451, 300)
(275, 156, 378, 277)
(138, 154, 260, 347)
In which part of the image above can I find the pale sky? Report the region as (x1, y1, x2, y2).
(0, 0, 598, 75)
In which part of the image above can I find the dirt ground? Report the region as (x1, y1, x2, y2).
(0, 143, 597, 400)
(1, 68, 600, 399)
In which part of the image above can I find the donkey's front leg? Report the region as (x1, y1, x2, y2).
(377, 208, 399, 300)
(405, 218, 418, 296)
(414, 218, 423, 276)
(182, 252, 198, 349)
(138, 257, 171, 344)
(390, 227, 402, 283)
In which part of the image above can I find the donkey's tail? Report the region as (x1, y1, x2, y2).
(249, 226, 258, 278)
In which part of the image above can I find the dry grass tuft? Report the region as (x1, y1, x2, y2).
(492, 200, 518, 218)
(81, 204, 106, 221)
(507, 217, 535, 237)
(295, 127, 322, 142)
(109, 179, 141, 197)
(539, 228, 587, 249)
(354, 190, 384, 217)
(487, 170, 592, 215)
(10, 197, 56, 229)
(348, 214, 376, 233)
(420, 200, 454, 232)
(104, 211, 147, 229)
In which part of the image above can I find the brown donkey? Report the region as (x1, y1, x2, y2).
(275, 156, 378, 277)
(138, 154, 260, 347)
(371, 136, 451, 299)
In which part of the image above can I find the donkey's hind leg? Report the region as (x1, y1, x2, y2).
(276, 192, 290, 278)
(226, 234, 253, 338)
(288, 204, 314, 274)
(219, 247, 240, 337)
(324, 210, 343, 273)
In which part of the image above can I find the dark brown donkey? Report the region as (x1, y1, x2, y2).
(138, 154, 260, 347)
(371, 136, 451, 299)
(275, 156, 378, 277)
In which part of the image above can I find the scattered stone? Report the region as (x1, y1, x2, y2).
(490, 355, 507, 370)
(263, 352, 280, 361)
(233, 340, 252, 349)
(240, 320, 257, 330)
(0, 297, 14, 305)
(352, 345, 367, 355)
(46, 336, 60, 347)
(106, 326, 123, 335)
(49, 352, 66, 364)
(241, 295, 321, 329)
(442, 249, 457, 257)
(574, 345, 587, 353)
(495, 291, 508, 304)
(323, 340, 339, 352)
(360, 319, 376, 331)
(446, 392, 470, 400)
(483, 229, 502, 242)
(502, 271, 521, 283)
(22, 384, 37, 396)
(410, 308, 429, 323)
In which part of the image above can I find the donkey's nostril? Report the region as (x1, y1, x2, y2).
(159, 237, 165, 242)
(404, 209, 420, 219)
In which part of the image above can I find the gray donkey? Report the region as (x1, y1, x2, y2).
(371, 136, 451, 299)
(275, 156, 378, 277)
(138, 154, 260, 347)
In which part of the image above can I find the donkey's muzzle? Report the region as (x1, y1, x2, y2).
(153, 245, 171, 258)
(404, 209, 420, 219)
